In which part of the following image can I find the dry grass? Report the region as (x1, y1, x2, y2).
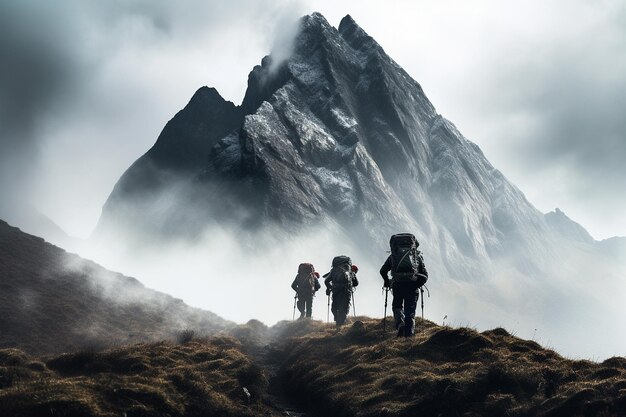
(275, 318, 626, 417)
(0, 336, 274, 417)
(2, 318, 625, 416)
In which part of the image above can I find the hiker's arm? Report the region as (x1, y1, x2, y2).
(323, 273, 332, 289)
(380, 256, 392, 288)
(418, 253, 428, 277)
(379, 256, 391, 279)
(291, 276, 298, 291)
(416, 253, 428, 286)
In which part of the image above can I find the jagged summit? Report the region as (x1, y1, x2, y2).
(338, 14, 381, 54)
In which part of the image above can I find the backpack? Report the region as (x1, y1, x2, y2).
(298, 263, 314, 275)
(329, 256, 353, 291)
(390, 233, 419, 282)
(296, 263, 318, 294)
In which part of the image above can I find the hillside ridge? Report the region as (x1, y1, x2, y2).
(1, 318, 625, 416)
(0, 219, 231, 355)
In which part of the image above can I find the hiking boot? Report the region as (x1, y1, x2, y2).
(396, 323, 405, 338)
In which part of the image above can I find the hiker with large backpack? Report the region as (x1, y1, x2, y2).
(291, 263, 321, 319)
(324, 256, 359, 327)
(380, 233, 428, 337)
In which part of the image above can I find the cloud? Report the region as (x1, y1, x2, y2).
(0, 1, 81, 206)
(470, 2, 626, 238)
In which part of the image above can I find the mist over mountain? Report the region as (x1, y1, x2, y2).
(93, 13, 625, 358)
(0, 219, 229, 355)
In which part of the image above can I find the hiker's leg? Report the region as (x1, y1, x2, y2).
(337, 292, 349, 325)
(331, 292, 338, 322)
(305, 295, 313, 318)
(391, 283, 404, 330)
(403, 283, 419, 337)
(297, 296, 306, 318)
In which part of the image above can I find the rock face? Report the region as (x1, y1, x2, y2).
(96, 13, 617, 280)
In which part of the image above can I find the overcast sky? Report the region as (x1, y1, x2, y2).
(1, 0, 624, 239)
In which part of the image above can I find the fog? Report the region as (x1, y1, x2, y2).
(65, 208, 626, 360)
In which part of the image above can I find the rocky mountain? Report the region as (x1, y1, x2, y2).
(97, 13, 620, 276)
(97, 13, 563, 277)
(0, 219, 230, 355)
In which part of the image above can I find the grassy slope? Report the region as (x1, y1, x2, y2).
(275, 319, 626, 417)
(0, 336, 273, 417)
(1, 318, 626, 416)
(0, 220, 230, 355)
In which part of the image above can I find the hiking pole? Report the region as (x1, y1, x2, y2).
(420, 287, 424, 322)
(420, 285, 430, 335)
(351, 290, 356, 317)
(383, 287, 389, 334)
(327, 293, 330, 324)
(293, 294, 297, 321)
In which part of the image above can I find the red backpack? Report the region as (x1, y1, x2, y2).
(295, 263, 318, 293)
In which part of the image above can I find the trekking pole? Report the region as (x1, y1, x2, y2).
(351, 290, 356, 317)
(383, 287, 389, 334)
(327, 293, 330, 324)
(293, 294, 297, 321)
(420, 285, 430, 335)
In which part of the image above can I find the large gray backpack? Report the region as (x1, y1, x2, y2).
(390, 233, 419, 282)
(329, 256, 352, 291)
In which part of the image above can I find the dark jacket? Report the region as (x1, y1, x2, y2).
(292, 274, 321, 295)
(324, 270, 359, 291)
(380, 251, 428, 286)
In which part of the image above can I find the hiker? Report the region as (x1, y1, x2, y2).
(291, 263, 321, 319)
(380, 233, 428, 337)
(324, 256, 359, 327)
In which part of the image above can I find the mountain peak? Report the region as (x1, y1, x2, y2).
(545, 208, 594, 243)
(338, 14, 357, 28)
(338, 14, 378, 52)
(187, 86, 231, 109)
(338, 14, 364, 36)
(302, 12, 332, 28)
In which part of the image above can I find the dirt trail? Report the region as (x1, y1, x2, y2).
(243, 338, 312, 417)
